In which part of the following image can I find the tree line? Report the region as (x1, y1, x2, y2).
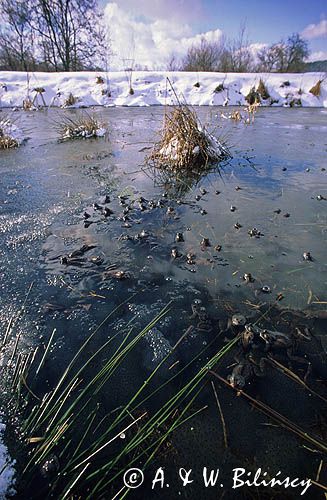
(171, 30, 310, 73)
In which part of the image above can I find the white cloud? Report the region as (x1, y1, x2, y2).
(301, 19, 327, 39)
(106, 0, 203, 23)
(307, 50, 327, 62)
(104, 2, 222, 69)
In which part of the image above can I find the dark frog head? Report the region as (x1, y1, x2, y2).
(227, 372, 246, 389)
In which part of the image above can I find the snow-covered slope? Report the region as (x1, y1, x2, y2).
(0, 71, 326, 108)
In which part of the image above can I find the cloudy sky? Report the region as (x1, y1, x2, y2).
(102, 0, 327, 69)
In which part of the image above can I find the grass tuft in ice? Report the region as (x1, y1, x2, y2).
(22, 97, 34, 111)
(56, 112, 107, 141)
(0, 115, 22, 149)
(148, 105, 230, 171)
(147, 83, 231, 173)
(95, 76, 105, 85)
(63, 93, 79, 108)
(245, 86, 260, 105)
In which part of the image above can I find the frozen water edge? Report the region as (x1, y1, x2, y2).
(0, 419, 16, 499)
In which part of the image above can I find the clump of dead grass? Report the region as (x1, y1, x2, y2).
(257, 79, 270, 100)
(56, 112, 107, 141)
(96, 75, 105, 84)
(230, 110, 242, 121)
(0, 133, 18, 149)
(23, 97, 34, 111)
(221, 101, 259, 125)
(0, 115, 21, 149)
(309, 79, 323, 97)
(245, 86, 260, 105)
(214, 83, 225, 93)
(63, 92, 79, 107)
(147, 104, 230, 171)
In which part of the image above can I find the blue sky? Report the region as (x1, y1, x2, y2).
(103, 1, 327, 68)
(194, 0, 326, 51)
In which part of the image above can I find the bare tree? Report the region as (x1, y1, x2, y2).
(257, 34, 309, 72)
(29, 0, 107, 71)
(284, 34, 309, 71)
(182, 37, 224, 71)
(226, 22, 253, 72)
(0, 0, 36, 70)
(180, 23, 254, 73)
(166, 54, 180, 71)
(0, 0, 109, 71)
(257, 44, 284, 72)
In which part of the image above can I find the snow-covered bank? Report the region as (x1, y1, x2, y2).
(0, 419, 16, 498)
(0, 71, 326, 108)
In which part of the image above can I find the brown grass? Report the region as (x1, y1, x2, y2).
(309, 80, 323, 97)
(0, 135, 19, 149)
(147, 104, 230, 171)
(257, 79, 270, 100)
(96, 76, 105, 84)
(23, 97, 34, 110)
(0, 115, 19, 149)
(245, 86, 260, 105)
(230, 110, 242, 121)
(63, 93, 79, 107)
(56, 112, 106, 140)
(33, 87, 45, 93)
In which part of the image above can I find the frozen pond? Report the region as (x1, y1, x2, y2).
(0, 106, 326, 499)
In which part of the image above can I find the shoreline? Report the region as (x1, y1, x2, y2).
(0, 71, 326, 109)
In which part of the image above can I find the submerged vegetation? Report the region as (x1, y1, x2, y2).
(2, 299, 237, 498)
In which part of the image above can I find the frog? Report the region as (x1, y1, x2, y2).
(227, 354, 266, 390)
(102, 269, 129, 280)
(220, 314, 247, 338)
(254, 325, 312, 381)
(189, 300, 212, 332)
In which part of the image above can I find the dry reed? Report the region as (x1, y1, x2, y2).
(257, 79, 270, 100)
(309, 80, 323, 97)
(0, 115, 20, 149)
(148, 103, 230, 171)
(56, 112, 107, 140)
(63, 93, 79, 107)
